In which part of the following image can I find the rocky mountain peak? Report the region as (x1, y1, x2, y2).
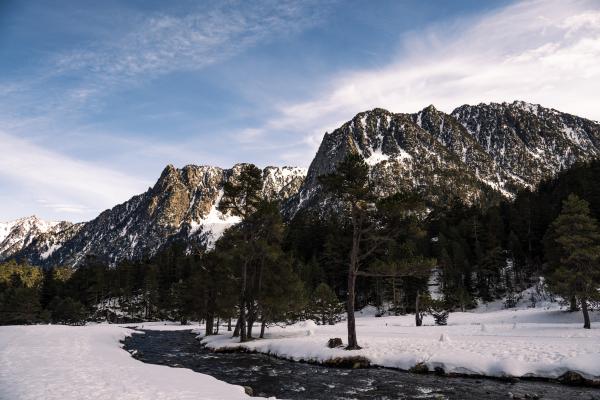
(12, 163, 307, 267)
(284, 101, 600, 218)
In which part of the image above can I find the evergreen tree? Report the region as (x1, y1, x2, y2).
(319, 153, 375, 349)
(40, 267, 57, 309)
(49, 297, 86, 325)
(217, 164, 264, 342)
(544, 194, 600, 329)
(309, 283, 343, 325)
(0, 286, 44, 324)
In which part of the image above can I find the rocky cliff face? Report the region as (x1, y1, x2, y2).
(451, 101, 600, 189)
(284, 101, 600, 217)
(13, 165, 306, 267)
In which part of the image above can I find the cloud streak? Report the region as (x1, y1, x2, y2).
(54, 1, 329, 92)
(0, 131, 150, 221)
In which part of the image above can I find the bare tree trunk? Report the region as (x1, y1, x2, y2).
(232, 317, 241, 337)
(570, 296, 579, 312)
(582, 298, 591, 329)
(346, 205, 362, 350)
(239, 261, 248, 342)
(205, 315, 214, 336)
(346, 271, 359, 349)
(248, 255, 264, 340)
(392, 278, 397, 315)
(260, 320, 267, 338)
(216, 317, 220, 334)
(415, 290, 423, 327)
(247, 312, 255, 339)
(228, 317, 232, 331)
(247, 300, 255, 339)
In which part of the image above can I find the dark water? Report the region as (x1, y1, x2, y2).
(123, 330, 600, 400)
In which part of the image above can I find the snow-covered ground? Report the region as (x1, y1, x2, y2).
(200, 304, 600, 382)
(0, 323, 257, 400)
(1, 293, 599, 400)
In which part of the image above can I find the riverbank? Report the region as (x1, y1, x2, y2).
(198, 306, 600, 385)
(125, 329, 600, 400)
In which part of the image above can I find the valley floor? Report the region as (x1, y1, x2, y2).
(200, 305, 600, 383)
(1, 305, 599, 399)
(0, 323, 255, 400)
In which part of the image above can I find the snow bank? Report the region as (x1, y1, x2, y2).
(200, 308, 600, 382)
(0, 324, 256, 400)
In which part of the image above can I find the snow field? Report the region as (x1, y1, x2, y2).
(0, 324, 258, 400)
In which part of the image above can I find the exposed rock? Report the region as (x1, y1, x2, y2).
(323, 356, 370, 369)
(327, 338, 343, 348)
(558, 371, 587, 385)
(409, 362, 429, 374)
(7, 100, 600, 268)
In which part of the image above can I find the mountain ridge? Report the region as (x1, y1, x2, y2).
(9, 164, 306, 267)
(283, 100, 600, 217)
(4, 100, 599, 267)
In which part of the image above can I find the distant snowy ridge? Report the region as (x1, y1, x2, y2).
(0, 216, 78, 262)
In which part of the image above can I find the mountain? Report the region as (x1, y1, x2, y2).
(0, 216, 79, 262)
(284, 101, 600, 217)
(13, 164, 306, 267)
(6, 100, 599, 268)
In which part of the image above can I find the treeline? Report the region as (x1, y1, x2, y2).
(0, 260, 84, 324)
(2, 158, 599, 335)
(429, 160, 600, 313)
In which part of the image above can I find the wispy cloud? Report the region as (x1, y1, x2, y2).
(0, 0, 331, 132)
(53, 1, 329, 94)
(0, 131, 150, 221)
(239, 0, 600, 166)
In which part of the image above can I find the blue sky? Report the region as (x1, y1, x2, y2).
(1, 0, 599, 222)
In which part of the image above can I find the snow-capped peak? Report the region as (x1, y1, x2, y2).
(0, 216, 69, 261)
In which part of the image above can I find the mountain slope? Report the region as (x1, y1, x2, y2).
(452, 101, 600, 189)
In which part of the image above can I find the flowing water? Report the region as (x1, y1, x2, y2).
(123, 330, 600, 400)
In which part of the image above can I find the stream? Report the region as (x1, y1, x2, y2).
(123, 330, 600, 400)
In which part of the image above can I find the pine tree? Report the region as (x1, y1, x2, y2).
(40, 267, 57, 309)
(309, 283, 343, 325)
(319, 153, 375, 349)
(544, 194, 600, 329)
(217, 164, 264, 342)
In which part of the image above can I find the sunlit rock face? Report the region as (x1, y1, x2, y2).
(14, 164, 306, 267)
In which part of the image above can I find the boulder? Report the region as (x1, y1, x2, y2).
(327, 338, 343, 348)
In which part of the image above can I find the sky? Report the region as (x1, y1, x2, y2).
(1, 0, 600, 222)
